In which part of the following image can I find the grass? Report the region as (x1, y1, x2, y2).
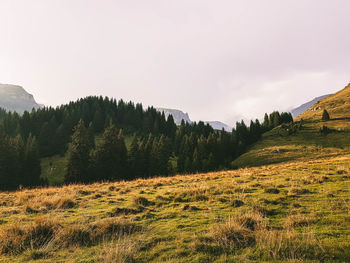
(296, 83, 350, 121)
(1, 154, 349, 262)
(233, 118, 350, 168)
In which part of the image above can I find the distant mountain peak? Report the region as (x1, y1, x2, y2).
(156, 108, 192, 125)
(156, 107, 232, 131)
(0, 83, 41, 113)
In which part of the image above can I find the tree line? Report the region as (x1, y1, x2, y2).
(0, 127, 41, 189)
(0, 96, 294, 189)
(64, 111, 293, 184)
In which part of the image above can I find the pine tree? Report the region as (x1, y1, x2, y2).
(23, 134, 41, 186)
(65, 120, 92, 183)
(322, 109, 330, 121)
(128, 136, 140, 178)
(93, 123, 128, 181)
(192, 148, 201, 172)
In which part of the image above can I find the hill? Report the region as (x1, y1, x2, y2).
(297, 83, 350, 120)
(233, 84, 350, 168)
(0, 84, 41, 113)
(291, 94, 331, 118)
(0, 155, 349, 262)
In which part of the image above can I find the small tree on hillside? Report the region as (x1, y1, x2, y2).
(322, 109, 330, 121)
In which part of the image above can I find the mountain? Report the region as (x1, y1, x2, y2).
(156, 108, 192, 125)
(291, 94, 331, 118)
(205, 121, 232, 132)
(297, 83, 350, 120)
(156, 108, 232, 131)
(0, 84, 41, 113)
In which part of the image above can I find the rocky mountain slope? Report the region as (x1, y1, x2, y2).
(156, 108, 192, 125)
(204, 121, 232, 132)
(0, 84, 41, 113)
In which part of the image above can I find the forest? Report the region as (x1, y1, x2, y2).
(0, 96, 293, 189)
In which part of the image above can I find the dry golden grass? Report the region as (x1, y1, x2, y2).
(0, 155, 349, 262)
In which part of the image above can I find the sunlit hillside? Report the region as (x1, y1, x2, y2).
(297, 83, 350, 121)
(233, 85, 350, 168)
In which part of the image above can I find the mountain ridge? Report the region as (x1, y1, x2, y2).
(156, 107, 232, 131)
(0, 83, 41, 113)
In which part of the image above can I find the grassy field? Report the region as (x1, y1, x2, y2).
(4, 89, 350, 262)
(0, 154, 349, 262)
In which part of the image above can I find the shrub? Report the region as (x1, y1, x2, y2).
(264, 188, 280, 194)
(133, 196, 154, 207)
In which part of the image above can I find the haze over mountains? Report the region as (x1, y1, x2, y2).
(156, 108, 232, 131)
(0, 84, 41, 113)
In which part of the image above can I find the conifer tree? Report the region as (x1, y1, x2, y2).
(128, 136, 141, 178)
(23, 134, 41, 186)
(65, 120, 91, 183)
(93, 123, 128, 181)
(322, 109, 330, 121)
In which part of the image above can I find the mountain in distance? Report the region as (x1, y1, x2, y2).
(156, 108, 192, 125)
(205, 121, 232, 132)
(0, 83, 41, 113)
(156, 107, 232, 131)
(291, 94, 332, 118)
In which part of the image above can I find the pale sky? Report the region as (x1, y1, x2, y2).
(0, 0, 349, 125)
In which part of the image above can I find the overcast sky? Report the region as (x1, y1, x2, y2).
(0, 0, 349, 125)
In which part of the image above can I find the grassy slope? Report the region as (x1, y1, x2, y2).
(3, 87, 350, 262)
(232, 118, 350, 168)
(232, 84, 350, 168)
(296, 83, 350, 121)
(0, 155, 349, 262)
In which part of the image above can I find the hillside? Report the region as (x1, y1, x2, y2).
(291, 94, 331, 118)
(233, 84, 350, 168)
(296, 83, 350, 120)
(0, 84, 41, 113)
(0, 155, 349, 263)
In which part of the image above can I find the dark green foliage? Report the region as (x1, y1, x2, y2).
(0, 97, 292, 188)
(92, 123, 128, 181)
(0, 97, 177, 158)
(0, 125, 41, 190)
(322, 109, 330, 121)
(65, 120, 92, 183)
(320, 125, 333, 135)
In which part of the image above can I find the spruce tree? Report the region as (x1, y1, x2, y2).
(23, 134, 41, 186)
(93, 123, 128, 181)
(322, 109, 330, 121)
(128, 136, 140, 178)
(65, 120, 91, 183)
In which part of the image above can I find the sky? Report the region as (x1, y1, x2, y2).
(0, 0, 349, 126)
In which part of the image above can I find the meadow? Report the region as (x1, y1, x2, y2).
(0, 154, 349, 262)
